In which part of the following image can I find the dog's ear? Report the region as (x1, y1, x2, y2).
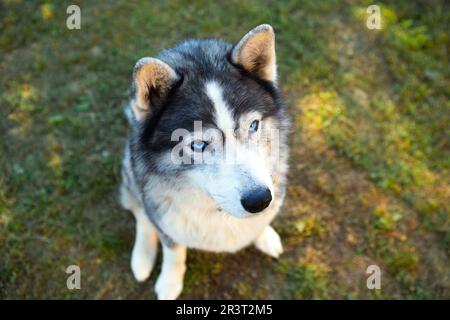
(231, 24, 277, 83)
(131, 57, 180, 120)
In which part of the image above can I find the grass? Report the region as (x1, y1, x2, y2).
(0, 0, 449, 299)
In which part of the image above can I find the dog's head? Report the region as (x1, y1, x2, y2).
(130, 25, 287, 218)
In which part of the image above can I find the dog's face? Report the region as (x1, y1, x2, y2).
(130, 25, 287, 218)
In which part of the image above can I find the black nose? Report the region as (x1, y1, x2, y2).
(240, 188, 272, 213)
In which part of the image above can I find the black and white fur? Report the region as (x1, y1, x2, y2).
(120, 24, 289, 299)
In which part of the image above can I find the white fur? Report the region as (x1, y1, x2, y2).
(130, 208, 158, 282)
(121, 186, 158, 282)
(254, 225, 283, 258)
(205, 81, 235, 132)
(156, 183, 279, 252)
(155, 244, 186, 300)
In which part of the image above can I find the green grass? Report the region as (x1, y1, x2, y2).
(0, 0, 449, 299)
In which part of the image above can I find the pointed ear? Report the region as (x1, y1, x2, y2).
(231, 24, 277, 83)
(131, 57, 180, 120)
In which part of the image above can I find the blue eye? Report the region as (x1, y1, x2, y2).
(249, 120, 259, 133)
(191, 140, 208, 152)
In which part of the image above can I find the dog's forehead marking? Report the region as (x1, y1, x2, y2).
(204, 81, 235, 131)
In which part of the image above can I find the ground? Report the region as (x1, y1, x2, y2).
(0, 0, 449, 299)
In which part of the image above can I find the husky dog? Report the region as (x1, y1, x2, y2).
(120, 24, 289, 299)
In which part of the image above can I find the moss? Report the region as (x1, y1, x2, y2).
(278, 260, 330, 299)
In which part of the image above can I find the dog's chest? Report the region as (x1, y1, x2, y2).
(156, 189, 277, 252)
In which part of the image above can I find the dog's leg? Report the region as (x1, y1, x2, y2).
(254, 225, 283, 258)
(131, 208, 159, 282)
(155, 243, 187, 300)
(120, 185, 159, 282)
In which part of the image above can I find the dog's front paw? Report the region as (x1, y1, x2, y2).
(131, 248, 155, 282)
(254, 226, 283, 258)
(155, 271, 184, 300)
